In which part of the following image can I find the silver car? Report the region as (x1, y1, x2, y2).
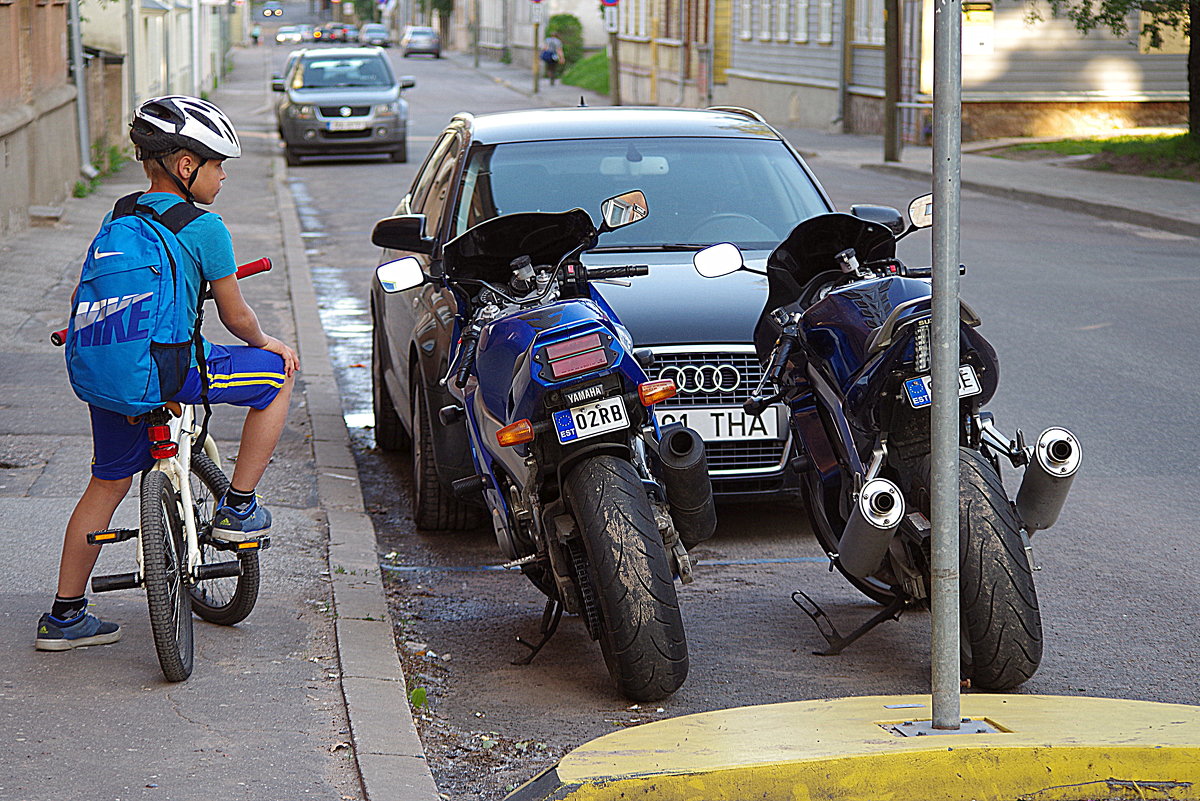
(401, 25, 440, 58)
(359, 23, 390, 47)
(272, 47, 415, 165)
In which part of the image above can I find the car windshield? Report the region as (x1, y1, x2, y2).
(294, 56, 393, 88)
(453, 137, 829, 251)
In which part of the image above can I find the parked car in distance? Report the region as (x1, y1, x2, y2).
(297, 23, 315, 41)
(369, 107, 837, 505)
(273, 47, 415, 165)
(401, 25, 440, 57)
(262, 0, 282, 16)
(321, 22, 351, 42)
(359, 23, 390, 46)
(275, 25, 302, 44)
(344, 24, 359, 41)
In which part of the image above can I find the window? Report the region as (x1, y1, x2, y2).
(817, 0, 833, 42)
(791, 0, 808, 40)
(854, 0, 884, 44)
(420, 138, 461, 239)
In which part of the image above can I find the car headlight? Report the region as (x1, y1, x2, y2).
(374, 103, 400, 117)
(287, 104, 315, 119)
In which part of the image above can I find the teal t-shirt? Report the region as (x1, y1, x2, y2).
(102, 193, 238, 365)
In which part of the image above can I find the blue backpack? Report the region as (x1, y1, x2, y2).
(66, 193, 209, 417)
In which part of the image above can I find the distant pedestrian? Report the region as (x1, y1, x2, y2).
(251, 24, 262, 45)
(540, 32, 564, 84)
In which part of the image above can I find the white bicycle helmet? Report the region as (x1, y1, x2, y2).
(130, 95, 242, 161)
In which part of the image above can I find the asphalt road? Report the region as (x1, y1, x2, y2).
(260, 27, 1200, 800)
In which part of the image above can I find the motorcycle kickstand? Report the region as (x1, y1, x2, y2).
(512, 598, 564, 666)
(791, 590, 906, 656)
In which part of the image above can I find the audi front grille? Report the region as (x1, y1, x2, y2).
(650, 345, 789, 477)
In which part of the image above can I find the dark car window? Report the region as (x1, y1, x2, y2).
(293, 55, 393, 89)
(452, 137, 829, 250)
(418, 137, 462, 238)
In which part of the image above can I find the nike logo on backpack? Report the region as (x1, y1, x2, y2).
(93, 248, 124, 259)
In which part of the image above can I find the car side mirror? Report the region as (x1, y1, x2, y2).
(399, 76, 416, 90)
(376, 257, 426, 293)
(849, 204, 905, 235)
(371, 214, 435, 254)
(271, 76, 285, 92)
(598, 190, 648, 231)
(692, 242, 744, 278)
(907, 193, 933, 229)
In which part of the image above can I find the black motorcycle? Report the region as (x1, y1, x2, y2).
(693, 194, 1081, 690)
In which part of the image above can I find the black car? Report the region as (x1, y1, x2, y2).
(370, 107, 834, 526)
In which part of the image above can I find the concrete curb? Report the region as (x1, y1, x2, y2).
(506, 694, 1200, 801)
(862, 162, 1200, 239)
(274, 161, 441, 801)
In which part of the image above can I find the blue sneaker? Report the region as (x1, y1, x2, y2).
(35, 611, 122, 651)
(212, 495, 272, 542)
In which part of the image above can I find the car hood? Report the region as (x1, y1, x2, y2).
(581, 251, 770, 347)
(287, 86, 400, 104)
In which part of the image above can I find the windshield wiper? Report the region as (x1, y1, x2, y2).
(589, 243, 711, 253)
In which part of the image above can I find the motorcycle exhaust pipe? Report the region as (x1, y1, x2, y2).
(838, 478, 905, 579)
(658, 426, 717, 549)
(1016, 427, 1081, 533)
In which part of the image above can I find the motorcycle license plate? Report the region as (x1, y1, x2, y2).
(553, 396, 629, 444)
(904, 365, 982, 409)
(655, 406, 781, 441)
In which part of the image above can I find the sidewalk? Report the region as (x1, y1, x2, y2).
(0, 42, 435, 801)
(446, 49, 1200, 238)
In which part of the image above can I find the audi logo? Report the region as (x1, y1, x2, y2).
(659, 364, 742, 394)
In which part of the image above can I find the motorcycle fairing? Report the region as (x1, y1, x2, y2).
(442, 208, 597, 284)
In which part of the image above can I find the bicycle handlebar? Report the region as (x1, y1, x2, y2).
(50, 258, 273, 347)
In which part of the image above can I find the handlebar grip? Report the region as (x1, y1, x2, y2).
(766, 336, 796, 383)
(235, 257, 272, 280)
(51, 328, 67, 347)
(588, 264, 649, 280)
(454, 337, 479, 389)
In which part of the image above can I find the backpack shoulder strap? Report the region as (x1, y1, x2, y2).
(112, 192, 144, 220)
(155, 202, 208, 234)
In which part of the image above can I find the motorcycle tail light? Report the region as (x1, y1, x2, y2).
(545, 333, 608, 380)
(638, 379, 677, 406)
(497, 419, 535, 447)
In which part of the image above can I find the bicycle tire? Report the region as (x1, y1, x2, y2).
(141, 470, 194, 681)
(187, 453, 261, 626)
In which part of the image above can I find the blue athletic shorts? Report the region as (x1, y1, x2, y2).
(89, 344, 287, 480)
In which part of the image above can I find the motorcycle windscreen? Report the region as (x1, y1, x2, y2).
(441, 208, 597, 284)
(753, 212, 897, 359)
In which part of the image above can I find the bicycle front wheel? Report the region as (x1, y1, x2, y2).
(141, 470, 194, 681)
(187, 453, 260, 625)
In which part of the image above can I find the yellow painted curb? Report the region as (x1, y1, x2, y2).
(507, 695, 1200, 801)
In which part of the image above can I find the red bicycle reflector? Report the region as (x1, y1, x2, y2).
(497, 419, 535, 447)
(545, 333, 607, 379)
(150, 442, 178, 459)
(639, 379, 677, 406)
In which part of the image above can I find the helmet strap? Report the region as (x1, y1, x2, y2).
(156, 155, 203, 204)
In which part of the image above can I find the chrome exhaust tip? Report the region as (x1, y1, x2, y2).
(1016, 427, 1081, 533)
(838, 478, 905, 579)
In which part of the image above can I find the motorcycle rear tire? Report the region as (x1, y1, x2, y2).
(564, 455, 688, 702)
(956, 447, 1043, 690)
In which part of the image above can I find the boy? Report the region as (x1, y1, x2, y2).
(36, 95, 299, 651)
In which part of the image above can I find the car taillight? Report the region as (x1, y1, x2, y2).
(545, 333, 608, 380)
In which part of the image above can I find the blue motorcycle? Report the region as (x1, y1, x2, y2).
(692, 194, 1081, 690)
(374, 191, 715, 701)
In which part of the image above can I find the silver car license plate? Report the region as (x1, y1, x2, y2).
(655, 405, 780, 441)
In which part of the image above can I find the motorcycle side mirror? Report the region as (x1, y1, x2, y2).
(692, 242, 744, 278)
(598, 190, 649, 231)
(908, 194, 933, 229)
(376, 257, 425, 293)
(849, 204, 905, 235)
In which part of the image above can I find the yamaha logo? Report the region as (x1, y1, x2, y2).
(659, 364, 741, 394)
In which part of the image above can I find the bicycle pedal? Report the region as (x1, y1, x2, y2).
(209, 535, 271, 552)
(86, 528, 138, 545)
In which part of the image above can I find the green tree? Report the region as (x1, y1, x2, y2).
(548, 13, 584, 65)
(1032, 0, 1196, 140)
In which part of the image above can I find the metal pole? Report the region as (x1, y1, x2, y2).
(883, 0, 901, 161)
(930, 0, 962, 731)
(533, 19, 540, 94)
(68, 0, 98, 178)
(125, 0, 138, 119)
(608, 30, 620, 105)
(473, 0, 480, 68)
